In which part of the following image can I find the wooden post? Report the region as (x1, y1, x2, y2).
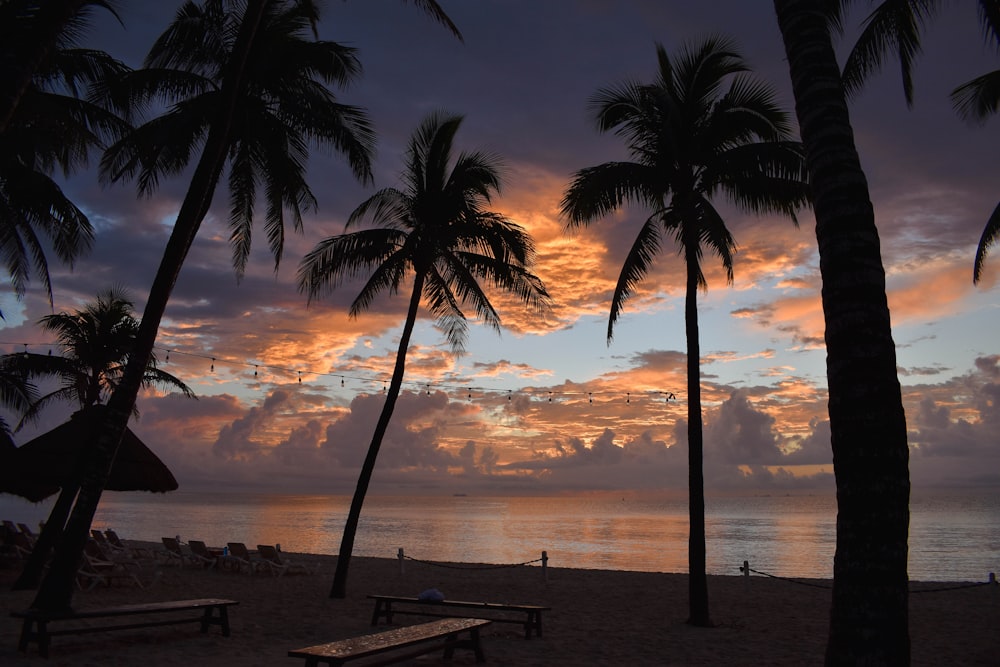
(742, 560, 749, 577)
(541, 551, 548, 583)
(398, 547, 404, 575)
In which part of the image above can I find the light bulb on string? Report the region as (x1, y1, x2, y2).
(589, 392, 593, 404)
(165, 350, 170, 364)
(548, 391, 552, 403)
(626, 392, 630, 404)
(298, 371, 302, 384)
(254, 365, 258, 377)
(210, 357, 215, 373)
(340, 377, 344, 387)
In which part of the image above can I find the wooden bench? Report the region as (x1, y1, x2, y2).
(11, 597, 237, 657)
(288, 617, 490, 666)
(368, 594, 549, 639)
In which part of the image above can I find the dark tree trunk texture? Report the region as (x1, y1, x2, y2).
(773, 2, 911, 665)
(10, 484, 78, 590)
(684, 245, 711, 627)
(31, 0, 270, 613)
(330, 272, 425, 599)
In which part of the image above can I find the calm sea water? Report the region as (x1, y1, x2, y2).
(2, 492, 997, 582)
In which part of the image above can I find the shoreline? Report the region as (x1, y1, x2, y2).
(2, 548, 997, 666)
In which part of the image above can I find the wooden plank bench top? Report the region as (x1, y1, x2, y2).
(288, 617, 490, 666)
(11, 597, 237, 657)
(368, 594, 549, 639)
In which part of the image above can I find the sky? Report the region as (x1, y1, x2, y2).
(1, 1, 998, 498)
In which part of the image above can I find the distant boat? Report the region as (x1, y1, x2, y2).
(453, 493, 468, 497)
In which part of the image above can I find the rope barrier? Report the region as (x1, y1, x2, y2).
(402, 555, 543, 570)
(397, 548, 549, 582)
(739, 561, 998, 594)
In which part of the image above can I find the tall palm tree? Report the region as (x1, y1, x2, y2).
(0, 0, 128, 309)
(561, 38, 809, 627)
(836, 0, 1000, 283)
(34, 0, 460, 613)
(772, 2, 912, 663)
(1, 287, 194, 591)
(299, 112, 550, 599)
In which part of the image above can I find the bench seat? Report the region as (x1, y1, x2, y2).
(11, 597, 237, 657)
(288, 617, 490, 666)
(368, 594, 549, 639)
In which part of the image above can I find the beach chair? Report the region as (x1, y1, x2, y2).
(17, 523, 37, 544)
(187, 540, 219, 569)
(256, 544, 315, 576)
(224, 542, 263, 575)
(105, 529, 156, 562)
(160, 536, 193, 566)
(77, 549, 145, 590)
(87, 535, 144, 571)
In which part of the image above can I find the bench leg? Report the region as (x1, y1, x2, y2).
(441, 627, 485, 663)
(199, 605, 231, 636)
(370, 600, 393, 625)
(18, 618, 50, 658)
(527, 610, 542, 638)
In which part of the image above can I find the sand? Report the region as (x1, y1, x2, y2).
(1, 544, 997, 666)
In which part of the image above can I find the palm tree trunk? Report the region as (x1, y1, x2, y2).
(331, 273, 425, 599)
(10, 483, 77, 591)
(772, 2, 911, 665)
(684, 247, 711, 627)
(31, 0, 270, 613)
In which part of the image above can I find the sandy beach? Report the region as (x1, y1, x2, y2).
(1, 545, 996, 666)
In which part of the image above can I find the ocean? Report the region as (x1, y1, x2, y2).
(2, 491, 997, 582)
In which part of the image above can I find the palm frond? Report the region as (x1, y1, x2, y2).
(608, 214, 664, 342)
(841, 0, 939, 105)
(951, 69, 1000, 123)
(973, 198, 1000, 283)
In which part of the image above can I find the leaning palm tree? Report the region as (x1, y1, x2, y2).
(773, 1, 913, 662)
(0, 0, 128, 310)
(1, 287, 194, 590)
(836, 0, 1000, 283)
(299, 112, 550, 599)
(35, 0, 461, 613)
(561, 38, 809, 627)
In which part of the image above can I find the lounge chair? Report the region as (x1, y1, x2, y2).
(105, 529, 156, 561)
(256, 544, 315, 576)
(224, 542, 263, 574)
(160, 536, 192, 566)
(187, 540, 219, 569)
(17, 523, 36, 543)
(77, 549, 144, 591)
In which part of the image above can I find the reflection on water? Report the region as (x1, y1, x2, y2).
(1, 492, 995, 581)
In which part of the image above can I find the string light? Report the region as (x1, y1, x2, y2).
(1, 340, 676, 406)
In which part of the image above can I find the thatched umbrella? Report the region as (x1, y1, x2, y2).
(0, 406, 178, 501)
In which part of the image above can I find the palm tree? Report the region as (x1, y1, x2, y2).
(772, 2, 912, 663)
(34, 0, 461, 613)
(298, 112, 550, 599)
(1, 287, 194, 590)
(0, 0, 128, 309)
(837, 0, 1000, 283)
(561, 38, 809, 627)
(3, 287, 195, 423)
